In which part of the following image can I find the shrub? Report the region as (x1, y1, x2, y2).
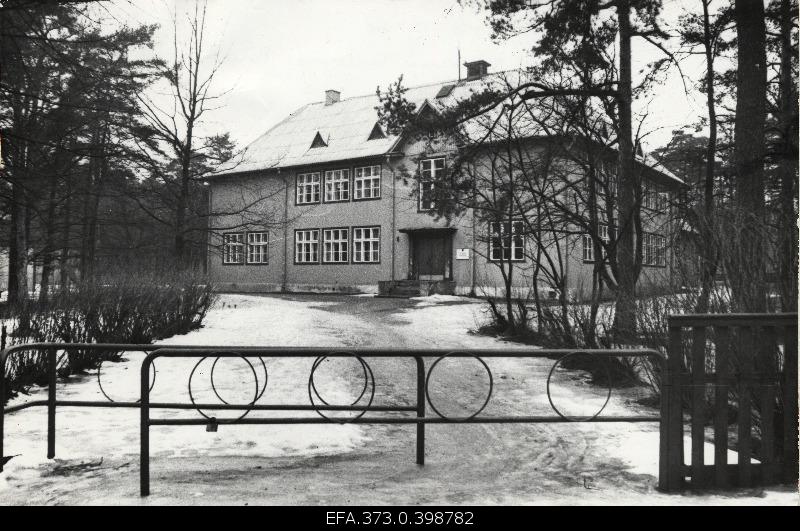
(1, 264, 216, 403)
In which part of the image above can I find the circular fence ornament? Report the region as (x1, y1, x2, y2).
(308, 353, 375, 423)
(97, 353, 156, 403)
(188, 354, 261, 423)
(425, 352, 493, 421)
(546, 351, 613, 422)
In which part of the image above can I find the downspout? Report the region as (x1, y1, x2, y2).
(470, 205, 477, 297)
(281, 169, 288, 292)
(387, 154, 396, 282)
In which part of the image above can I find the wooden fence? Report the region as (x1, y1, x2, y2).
(660, 313, 798, 491)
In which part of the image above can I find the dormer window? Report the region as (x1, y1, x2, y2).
(367, 122, 386, 140)
(310, 131, 327, 149)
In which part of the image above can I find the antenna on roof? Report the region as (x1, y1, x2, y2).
(457, 48, 461, 82)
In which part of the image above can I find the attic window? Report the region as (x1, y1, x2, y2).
(368, 122, 385, 140)
(310, 131, 328, 149)
(435, 84, 455, 99)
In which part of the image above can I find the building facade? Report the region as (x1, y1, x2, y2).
(206, 64, 683, 298)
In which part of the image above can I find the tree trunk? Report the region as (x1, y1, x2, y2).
(731, 0, 767, 313)
(612, 0, 638, 341)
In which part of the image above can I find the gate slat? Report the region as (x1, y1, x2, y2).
(758, 326, 776, 484)
(783, 323, 799, 484)
(667, 324, 685, 491)
(737, 325, 754, 488)
(713, 326, 731, 488)
(690, 325, 707, 489)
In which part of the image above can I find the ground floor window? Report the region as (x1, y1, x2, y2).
(643, 232, 667, 267)
(295, 229, 319, 263)
(223, 232, 245, 264)
(489, 221, 525, 262)
(323, 228, 349, 263)
(352, 226, 380, 263)
(247, 231, 269, 264)
(582, 223, 612, 262)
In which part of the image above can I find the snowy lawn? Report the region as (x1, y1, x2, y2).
(0, 293, 796, 505)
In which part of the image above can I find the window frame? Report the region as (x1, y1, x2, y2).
(222, 232, 245, 265)
(487, 220, 526, 263)
(296, 172, 321, 206)
(322, 227, 350, 264)
(353, 165, 382, 201)
(582, 223, 612, 264)
(294, 228, 321, 265)
(246, 231, 269, 265)
(323, 168, 351, 203)
(418, 157, 445, 212)
(351, 225, 381, 264)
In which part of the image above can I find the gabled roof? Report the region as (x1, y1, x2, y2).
(210, 70, 684, 187)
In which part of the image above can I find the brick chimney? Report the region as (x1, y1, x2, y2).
(325, 89, 341, 105)
(464, 60, 491, 80)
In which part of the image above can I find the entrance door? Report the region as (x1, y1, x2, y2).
(413, 234, 449, 280)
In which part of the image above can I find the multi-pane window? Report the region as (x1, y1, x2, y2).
(582, 224, 611, 262)
(643, 233, 667, 267)
(297, 173, 321, 204)
(322, 228, 349, 263)
(295, 229, 319, 263)
(247, 232, 269, 264)
(352, 226, 380, 263)
(222, 233, 245, 264)
(324, 169, 350, 202)
(354, 165, 381, 200)
(489, 221, 525, 262)
(419, 157, 445, 211)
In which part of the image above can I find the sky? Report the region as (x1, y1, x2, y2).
(107, 0, 709, 152)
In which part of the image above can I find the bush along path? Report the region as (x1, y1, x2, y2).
(0, 267, 216, 404)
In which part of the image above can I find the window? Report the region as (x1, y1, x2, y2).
(323, 228, 349, 263)
(324, 169, 350, 202)
(354, 165, 381, 200)
(222, 233, 245, 264)
(419, 157, 445, 211)
(246, 232, 269, 264)
(297, 173, 320, 204)
(643, 233, 667, 267)
(582, 224, 612, 262)
(352, 226, 380, 263)
(295, 229, 319, 264)
(489, 221, 525, 262)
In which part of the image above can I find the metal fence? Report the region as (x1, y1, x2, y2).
(1, 344, 662, 496)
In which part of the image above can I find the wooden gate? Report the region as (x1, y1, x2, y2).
(660, 313, 798, 491)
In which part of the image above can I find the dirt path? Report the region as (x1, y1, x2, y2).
(1, 293, 795, 505)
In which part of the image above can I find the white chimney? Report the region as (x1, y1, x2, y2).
(325, 89, 341, 105)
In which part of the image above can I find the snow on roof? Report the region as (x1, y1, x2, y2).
(210, 70, 683, 187)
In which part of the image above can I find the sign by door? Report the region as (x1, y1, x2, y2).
(456, 248, 470, 260)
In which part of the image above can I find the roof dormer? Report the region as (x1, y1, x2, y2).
(310, 131, 328, 148)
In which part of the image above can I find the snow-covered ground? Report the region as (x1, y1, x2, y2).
(0, 293, 796, 505)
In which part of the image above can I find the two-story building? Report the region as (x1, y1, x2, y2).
(205, 61, 684, 298)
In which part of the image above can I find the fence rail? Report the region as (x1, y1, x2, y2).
(1, 343, 662, 496)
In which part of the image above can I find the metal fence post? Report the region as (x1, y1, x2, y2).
(141, 354, 151, 497)
(0, 350, 6, 472)
(47, 348, 57, 459)
(414, 356, 425, 466)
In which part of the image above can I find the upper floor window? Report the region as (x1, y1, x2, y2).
(419, 157, 445, 211)
(322, 228, 349, 263)
(354, 165, 381, 200)
(352, 226, 380, 263)
(324, 169, 350, 202)
(643, 232, 667, 267)
(297, 172, 320, 204)
(295, 229, 319, 264)
(222, 232, 245, 264)
(246, 232, 269, 264)
(489, 220, 525, 262)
